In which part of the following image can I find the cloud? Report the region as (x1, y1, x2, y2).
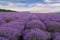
(52, 0, 60, 2)
(29, 3, 60, 13)
(0, 0, 60, 13)
(45, 0, 52, 3)
(7, 2, 27, 7)
(45, 0, 60, 3)
(47, 3, 60, 7)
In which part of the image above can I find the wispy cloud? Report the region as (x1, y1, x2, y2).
(47, 3, 60, 7)
(45, 0, 60, 3)
(45, 0, 52, 3)
(0, 0, 60, 13)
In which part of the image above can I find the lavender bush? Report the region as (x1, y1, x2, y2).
(23, 28, 51, 40)
(52, 32, 60, 40)
(0, 27, 21, 40)
(0, 12, 59, 40)
(26, 20, 46, 30)
(44, 20, 60, 32)
(0, 37, 9, 40)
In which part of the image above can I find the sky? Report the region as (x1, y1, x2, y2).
(0, 0, 60, 13)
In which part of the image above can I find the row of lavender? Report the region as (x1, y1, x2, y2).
(0, 12, 60, 40)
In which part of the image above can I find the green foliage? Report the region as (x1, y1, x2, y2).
(0, 9, 16, 12)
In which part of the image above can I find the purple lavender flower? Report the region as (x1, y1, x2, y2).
(13, 19, 27, 25)
(0, 18, 6, 26)
(4, 16, 16, 23)
(50, 18, 60, 22)
(47, 14, 56, 20)
(52, 32, 60, 40)
(0, 37, 9, 40)
(16, 13, 31, 23)
(0, 27, 21, 40)
(28, 14, 40, 21)
(26, 20, 46, 30)
(44, 20, 60, 32)
(37, 14, 49, 21)
(23, 28, 51, 40)
(47, 14, 60, 22)
(1, 21, 25, 31)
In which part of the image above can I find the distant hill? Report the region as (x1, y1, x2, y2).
(0, 9, 16, 12)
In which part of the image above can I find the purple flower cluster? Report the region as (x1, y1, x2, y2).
(23, 28, 51, 40)
(26, 20, 46, 30)
(52, 32, 60, 40)
(0, 37, 9, 40)
(0, 12, 60, 40)
(0, 27, 21, 40)
(44, 20, 60, 32)
(0, 18, 6, 26)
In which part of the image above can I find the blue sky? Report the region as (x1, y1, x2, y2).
(0, 0, 60, 13)
(1, 0, 45, 4)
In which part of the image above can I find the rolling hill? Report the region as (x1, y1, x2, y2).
(0, 9, 16, 12)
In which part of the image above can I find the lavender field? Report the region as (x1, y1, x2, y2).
(0, 12, 60, 40)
